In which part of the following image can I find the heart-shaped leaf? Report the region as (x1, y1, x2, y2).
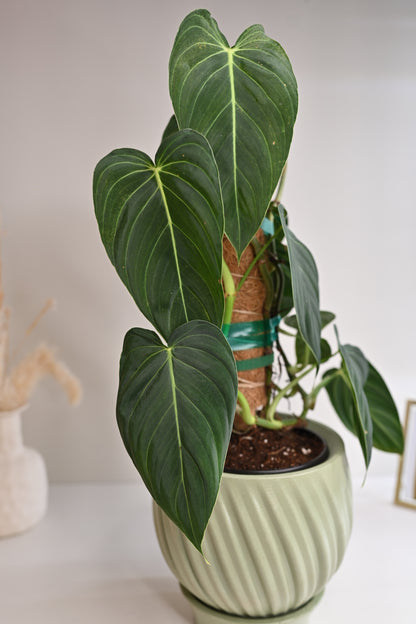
(169, 9, 298, 257)
(93, 129, 224, 340)
(116, 319, 238, 552)
(279, 206, 321, 363)
(325, 363, 404, 454)
(334, 327, 373, 467)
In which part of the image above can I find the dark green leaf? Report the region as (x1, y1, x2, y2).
(319, 311, 336, 329)
(266, 202, 286, 244)
(93, 129, 224, 340)
(267, 236, 293, 317)
(169, 9, 298, 257)
(320, 338, 332, 363)
(325, 363, 404, 454)
(335, 327, 373, 467)
(283, 315, 298, 329)
(278, 261, 294, 317)
(364, 363, 404, 453)
(296, 336, 331, 368)
(161, 115, 179, 141)
(284, 310, 335, 331)
(279, 206, 321, 363)
(324, 367, 360, 434)
(117, 320, 238, 552)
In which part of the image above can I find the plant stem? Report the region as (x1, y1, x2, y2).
(222, 260, 256, 426)
(277, 328, 296, 338)
(310, 368, 343, 402)
(256, 415, 299, 430)
(274, 163, 287, 204)
(266, 364, 315, 421)
(297, 367, 343, 418)
(222, 258, 236, 330)
(237, 390, 256, 426)
(275, 337, 307, 399)
(236, 235, 277, 293)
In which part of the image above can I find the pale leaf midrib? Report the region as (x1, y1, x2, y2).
(154, 168, 188, 323)
(227, 47, 240, 250)
(167, 348, 196, 543)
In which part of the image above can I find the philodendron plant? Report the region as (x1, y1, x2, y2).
(93, 9, 403, 553)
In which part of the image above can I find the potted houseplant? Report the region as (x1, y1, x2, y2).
(93, 8, 403, 623)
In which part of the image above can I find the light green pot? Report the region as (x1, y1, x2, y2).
(153, 421, 352, 622)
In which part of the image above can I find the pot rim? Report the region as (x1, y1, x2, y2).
(222, 420, 346, 480)
(225, 426, 329, 476)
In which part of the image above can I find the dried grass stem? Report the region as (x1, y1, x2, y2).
(0, 250, 81, 413)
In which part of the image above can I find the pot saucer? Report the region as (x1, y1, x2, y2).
(180, 586, 323, 624)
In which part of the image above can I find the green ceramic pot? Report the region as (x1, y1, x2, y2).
(153, 421, 352, 621)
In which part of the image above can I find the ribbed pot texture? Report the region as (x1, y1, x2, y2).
(153, 421, 352, 618)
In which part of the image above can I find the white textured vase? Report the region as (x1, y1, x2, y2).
(153, 421, 352, 620)
(0, 405, 48, 537)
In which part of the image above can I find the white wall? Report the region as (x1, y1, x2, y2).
(0, 0, 415, 482)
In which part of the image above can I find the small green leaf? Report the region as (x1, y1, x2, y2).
(319, 311, 336, 329)
(279, 206, 321, 364)
(170, 9, 298, 257)
(334, 327, 373, 467)
(285, 310, 335, 331)
(283, 315, 299, 329)
(325, 363, 404, 454)
(296, 336, 331, 368)
(94, 129, 224, 339)
(269, 239, 294, 317)
(117, 320, 238, 552)
(320, 339, 332, 363)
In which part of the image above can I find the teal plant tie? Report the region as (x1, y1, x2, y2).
(261, 217, 274, 236)
(222, 315, 281, 371)
(235, 353, 274, 371)
(222, 316, 281, 350)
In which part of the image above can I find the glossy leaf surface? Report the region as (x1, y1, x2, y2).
(325, 363, 404, 454)
(93, 129, 224, 340)
(334, 328, 373, 467)
(363, 363, 404, 453)
(279, 206, 321, 363)
(117, 320, 238, 552)
(169, 9, 298, 256)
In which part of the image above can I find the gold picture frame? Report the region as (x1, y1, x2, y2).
(395, 400, 416, 509)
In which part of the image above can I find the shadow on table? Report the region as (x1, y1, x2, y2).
(3, 567, 192, 624)
(143, 576, 192, 621)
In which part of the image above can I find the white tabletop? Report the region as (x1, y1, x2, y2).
(0, 478, 415, 624)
